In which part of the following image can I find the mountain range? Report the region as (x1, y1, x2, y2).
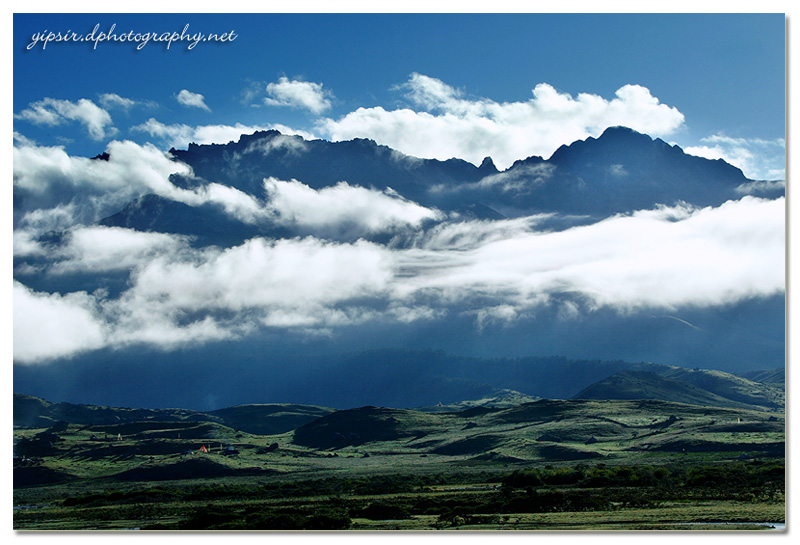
(13, 126, 785, 411)
(99, 126, 781, 246)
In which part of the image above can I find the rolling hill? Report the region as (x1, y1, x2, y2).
(12, 394, 220, 429)
(572, 368, 783, 411)
(209, 404, 334, 435)
(13, 394, 332, 435)
(738, 367, 785, 384)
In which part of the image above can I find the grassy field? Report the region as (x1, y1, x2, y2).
(13, 398, 785, 530)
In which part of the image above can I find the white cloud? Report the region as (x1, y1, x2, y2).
(242, 133, 310, 156)
(15, 236, 396, 361)
(461, 163, 556, 194)
(131, 118, 194, 147)
(317, 74, 685, 169)
(13, 139, 192, 228)
(98, 93, 158, 111)
(13, 203, 83, 247)
(13, 196, 784, 363)
(264, 77, 332, 115)
(13, 282, 107, 363)
(48, 226, 193, 274)
(734, 179, 785, 195)
(13, 131, 37, 147)
(176, 89, 211, 112)
(177, 182, 268, 224)
(407, 215, 548, 251)
(263, 124, 319, 141)
(116, 237, 393, 334)
(13, 139, 190, 198)
(132, 118, 276, 149)
(14, 97, 115, 140)
(261, 178, 442, 235)
(13, 134, 438, 243)
(684, 134, 786, 181)
(394, 196, 785, 313)
(98, 93, 136, 110)
(150, 175, 442, 236)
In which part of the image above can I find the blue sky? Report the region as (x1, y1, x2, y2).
(13, 12, 786, 179)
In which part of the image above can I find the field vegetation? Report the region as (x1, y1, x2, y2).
(14, 394, 784, 530)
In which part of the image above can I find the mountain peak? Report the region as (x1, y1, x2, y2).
(478, 156, 498, 173)
(597, 125, 650, 140)
(549, 126, 656, 163)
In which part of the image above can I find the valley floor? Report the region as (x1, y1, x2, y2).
(13, 398, 785, 531)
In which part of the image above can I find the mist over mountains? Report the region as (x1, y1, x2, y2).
(98, 126, 779, 244)
(13, 127, 785, 410)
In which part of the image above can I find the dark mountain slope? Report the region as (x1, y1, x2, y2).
(98, 193, 291, 247)
(12, 394, 219, 429)
(485, 126, 772, 216)
(656, 367, 784, 409)
(291, 406, 442, 448)
(13, 394, 332, 435)
(572, 368, 783, 411)
(210, 404, 334, 435)
(571, 371, 751, 409)
(738, 367, 785, 384)
(97, 127, 774, 243)
(168, 130, 497, 209)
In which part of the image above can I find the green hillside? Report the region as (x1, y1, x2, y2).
(737, 367, 785, 385)
(572, 369, 783, 412)
(656, 367, 784, 409)
(14, 395, 784, 530)
(289, 398, 783, 462)
(13, 395, 335, 436)
(210, 404, 334, 435)
(415, 389, 540, 413)
(12, 394, 220, 429)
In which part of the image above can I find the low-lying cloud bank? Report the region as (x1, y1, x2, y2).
(13, 139, 440, 244)
(13, 193, 785, 364)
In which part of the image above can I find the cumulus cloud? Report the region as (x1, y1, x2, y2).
(14, 97, 115, 140)
(261, 178, 442, 235)
(185, 183, 269, 224)
(171, 176, 441, 237)
(176, 89, 211, 112)
(13, 139, 191, 220)
(264, 77, 332, 115)
(13, 194, 784, 364)
(394, 196, 785, 313)
(97, 237, 395, 351)
(317, 73, 685, 169)
(13, 282, 107, 363)
(13, 134, 437, 246)
(47, 226, 193, 274)
(12, 139, 193, 254)
(128, 237, 391, 313)
(684, 134, 786, 181)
